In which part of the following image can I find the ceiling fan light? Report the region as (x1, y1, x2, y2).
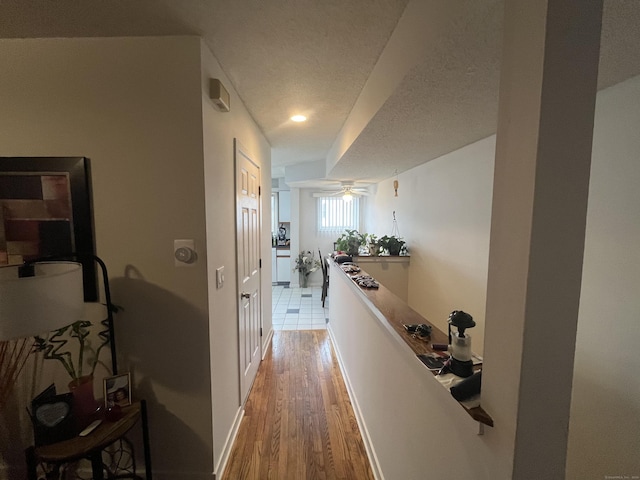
(343, 191, 353, 202)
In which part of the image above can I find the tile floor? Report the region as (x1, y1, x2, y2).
(272, 284, 329, 330)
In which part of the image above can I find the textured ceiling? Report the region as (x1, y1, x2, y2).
(1, 0, 639, 188)
(0, 0, 409, 174)
(331, 0, 640, 183)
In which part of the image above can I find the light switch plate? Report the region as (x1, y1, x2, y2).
(216, 266, 225, 289)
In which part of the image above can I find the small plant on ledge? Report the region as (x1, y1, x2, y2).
(366, 234, 381, 256)
(335, 229, 366, 256)
(379, 235, 406, 256)
(293, 250, 321, 288)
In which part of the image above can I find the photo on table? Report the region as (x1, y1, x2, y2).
(104, 372, 131, 408)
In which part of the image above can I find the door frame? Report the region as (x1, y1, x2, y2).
(234, 138, 263, 404)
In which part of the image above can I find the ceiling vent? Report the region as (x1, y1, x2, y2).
(210, 78, 230, 112)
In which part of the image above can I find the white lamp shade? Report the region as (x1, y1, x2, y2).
(0, 262, 85, 341)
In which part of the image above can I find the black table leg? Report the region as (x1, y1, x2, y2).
(141, 399, 153, 479)
(90, 450, 104, 480)
(25, 446, 38, 480)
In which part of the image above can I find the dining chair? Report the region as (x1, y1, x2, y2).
(319, 249, 329, 308)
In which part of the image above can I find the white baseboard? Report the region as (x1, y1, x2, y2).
(327, 325, 384, 480)
(262, 327, 274, 359)
(214, 406, 244, 479)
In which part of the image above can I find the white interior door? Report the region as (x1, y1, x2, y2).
(235, 139, 262, 404)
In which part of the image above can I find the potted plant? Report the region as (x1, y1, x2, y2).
(335, 229, 364, 256)
(33, 318, 112, 417)
(366, 234, 381, 256)
(379, 235, 406, 256)
(293, 250, 321, 288)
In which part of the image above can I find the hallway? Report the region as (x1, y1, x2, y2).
(221, 330, 374, 480)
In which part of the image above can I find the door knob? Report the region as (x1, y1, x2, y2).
(241, 292, 250, 299)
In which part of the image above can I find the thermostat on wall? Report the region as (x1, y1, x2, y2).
(210, 78, 230, 112)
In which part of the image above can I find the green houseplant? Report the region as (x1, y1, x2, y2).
(379, 235, 406, 256)
(33, 314, 115, 417)
(366, 234, 381, 256)
(33, 320, 111, 383)
(293, 250, 321, 288)
(335, 229, 366, 256)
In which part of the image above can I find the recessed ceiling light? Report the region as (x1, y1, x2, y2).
(290, 115, 307, 122)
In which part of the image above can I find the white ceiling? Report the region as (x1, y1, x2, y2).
(1, 0, 639, 189)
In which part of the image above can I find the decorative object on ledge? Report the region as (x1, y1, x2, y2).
(417, 353, 448, 371)
(351, 275, 379, 289)
(450, 371, 482, 401)
(404, 323, 432, 339)
(334, 254, 353, 264)
(339, 263, 360, 274)
(373, 211, 407, 255)
(433, 311, 477, 378)
(335, 229, 365, 257)
(365, 234, 381, 256)
(378, 235, 406, 256)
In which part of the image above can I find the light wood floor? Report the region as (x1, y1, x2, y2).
(221, 330, 375, 480)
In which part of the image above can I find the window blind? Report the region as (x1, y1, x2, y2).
(316, 196, 360, 236)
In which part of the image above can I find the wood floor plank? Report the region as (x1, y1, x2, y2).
(221, 331, 375, 480)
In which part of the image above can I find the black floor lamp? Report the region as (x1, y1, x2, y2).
(0, 260, 85, 408)
(26, 252, 119, 375)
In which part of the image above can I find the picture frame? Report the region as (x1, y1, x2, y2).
(104, 372, 132, 409)
(0, 157, 97, 300)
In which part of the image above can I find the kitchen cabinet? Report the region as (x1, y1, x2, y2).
(278, 191, 291, 222)
(276, 248, 291, 282)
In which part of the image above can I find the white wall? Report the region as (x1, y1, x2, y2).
(199, 41, 272, 475)
(328, 264, 493, 480)
(359, 75, 640, 477)
(0, 36, 271, 480)
(566, 75, 640, 479)
(364, 138, 494, 355)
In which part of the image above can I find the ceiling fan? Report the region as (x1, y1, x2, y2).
(312, 182, 370, 201)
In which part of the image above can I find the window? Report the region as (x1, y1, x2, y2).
(317, 196, 360, 235)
